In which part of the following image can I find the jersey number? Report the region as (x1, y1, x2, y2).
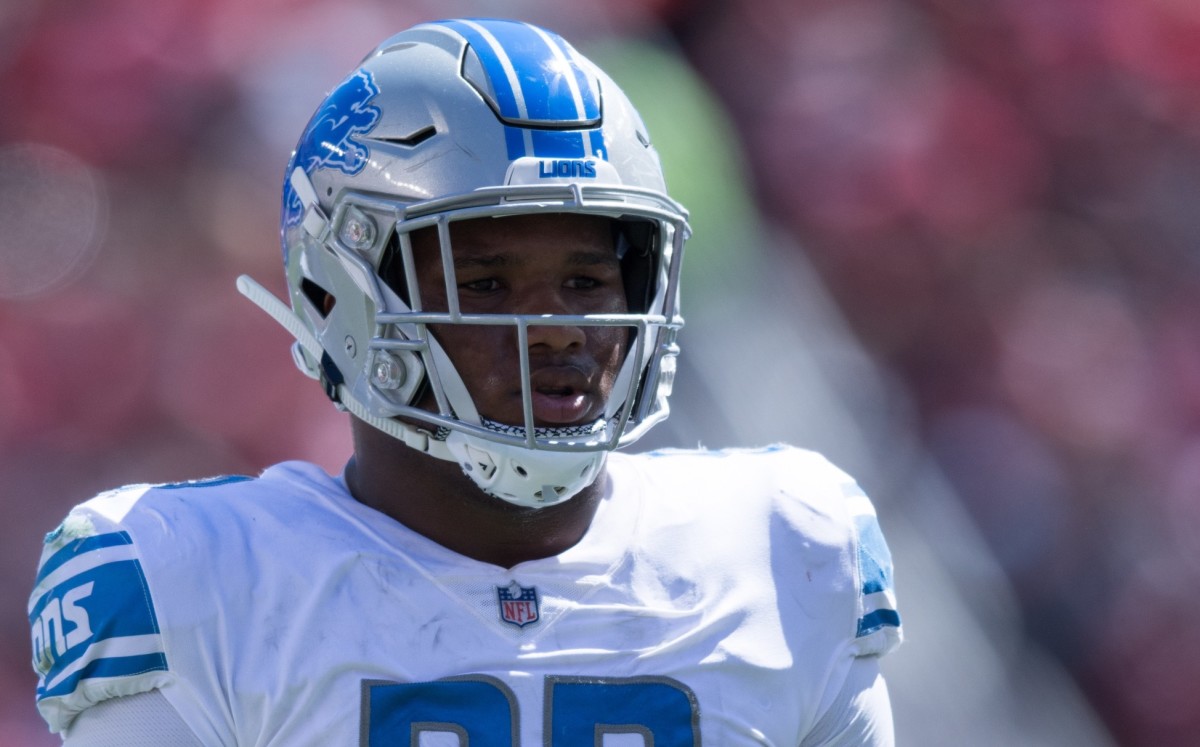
(362, 675, 699, 746)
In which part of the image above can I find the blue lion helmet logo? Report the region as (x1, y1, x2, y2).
(282, 69, 382, 230)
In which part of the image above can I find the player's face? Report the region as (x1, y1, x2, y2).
(410, 214, 629, 428)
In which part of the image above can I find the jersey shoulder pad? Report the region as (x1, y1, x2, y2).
(28, 485, 173, 733)
(626, 445, 903, 655)
(748, 446, 904, 656)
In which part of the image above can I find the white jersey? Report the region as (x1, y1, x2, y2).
(29, 446, 901, 745)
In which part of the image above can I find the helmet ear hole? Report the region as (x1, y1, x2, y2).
(301, 278, 335, 318)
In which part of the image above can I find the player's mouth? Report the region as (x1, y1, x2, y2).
(525, 369, 600, 425)
(530, 386, 593, 425)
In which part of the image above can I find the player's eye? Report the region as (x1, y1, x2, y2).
(566, 264, 622, 291)
(459, 278, 501, 293)
(565, 276, 602, 290)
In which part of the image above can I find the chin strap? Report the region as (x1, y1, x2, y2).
(235, 274, 455, 461)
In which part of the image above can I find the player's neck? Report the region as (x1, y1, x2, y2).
(344, 418, 606, 568)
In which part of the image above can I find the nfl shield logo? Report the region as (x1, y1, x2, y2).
(497, 582, 540, 628)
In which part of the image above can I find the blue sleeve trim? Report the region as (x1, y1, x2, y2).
(848, 489, 902, 642)
(857, 609, 902, 638)
(30, 531, 167, 704)
(36, 531, 133, 587)
(157, 475, 252, 491)
(40, 652, 169, 701)
(855, 515, 894, 596)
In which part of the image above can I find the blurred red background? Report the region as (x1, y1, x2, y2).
(4, 1, 1200, 744)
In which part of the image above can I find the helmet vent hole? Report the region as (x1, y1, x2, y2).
(515, 466, 528, 477)
(373, 126, 437, 148)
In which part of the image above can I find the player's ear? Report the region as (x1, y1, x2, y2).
(323, 293, 336, 316)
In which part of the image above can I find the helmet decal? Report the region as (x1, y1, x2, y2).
(283, 69, 382, 228)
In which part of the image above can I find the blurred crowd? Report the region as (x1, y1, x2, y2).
(669, 2, 1200, 745)
(2, 0, 1199, 745)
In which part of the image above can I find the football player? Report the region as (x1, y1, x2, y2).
(29, 18, 902, 745)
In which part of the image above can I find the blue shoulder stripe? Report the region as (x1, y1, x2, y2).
(157, 474, 252, 490)
(29, 531, 167, 702)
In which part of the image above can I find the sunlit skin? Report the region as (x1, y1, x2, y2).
(345, 214, 630, 568)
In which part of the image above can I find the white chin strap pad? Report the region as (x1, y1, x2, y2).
(444, 431, 606, 508)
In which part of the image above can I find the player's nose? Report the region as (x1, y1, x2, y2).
(515, 287, 587, 352)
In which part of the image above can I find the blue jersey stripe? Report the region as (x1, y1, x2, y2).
(39, 651, 168, 701)
(857, 609, 902, 637)
(30, 559, 162, 640)
(36, 531, 132, 587)
(31, 531, 165, 702)
(157, 475, 251, 491)
(855, 514, 894, 596)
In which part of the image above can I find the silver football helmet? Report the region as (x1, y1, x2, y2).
(239, 18, 689, 507)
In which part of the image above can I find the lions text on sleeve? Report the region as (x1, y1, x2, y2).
(30, 446, 901, 745)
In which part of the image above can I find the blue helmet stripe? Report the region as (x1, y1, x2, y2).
(531, 130, 586, 158)
(525, 22, 601, 122)
(433, 19, 600, 126)
(503, 128, 589, 161)
(503, 126, 526, 161)
(588, 129, 608, 160)
(480, 20, 563, 122)
(437, 20, 525, 120)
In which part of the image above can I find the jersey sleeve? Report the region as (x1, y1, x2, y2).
(800, 656, 895, 746)
(785, 450, 902, 744)
(28, 489, 174, 734)
(62, 690, 204, 747)
(841, 475, 902, 657)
